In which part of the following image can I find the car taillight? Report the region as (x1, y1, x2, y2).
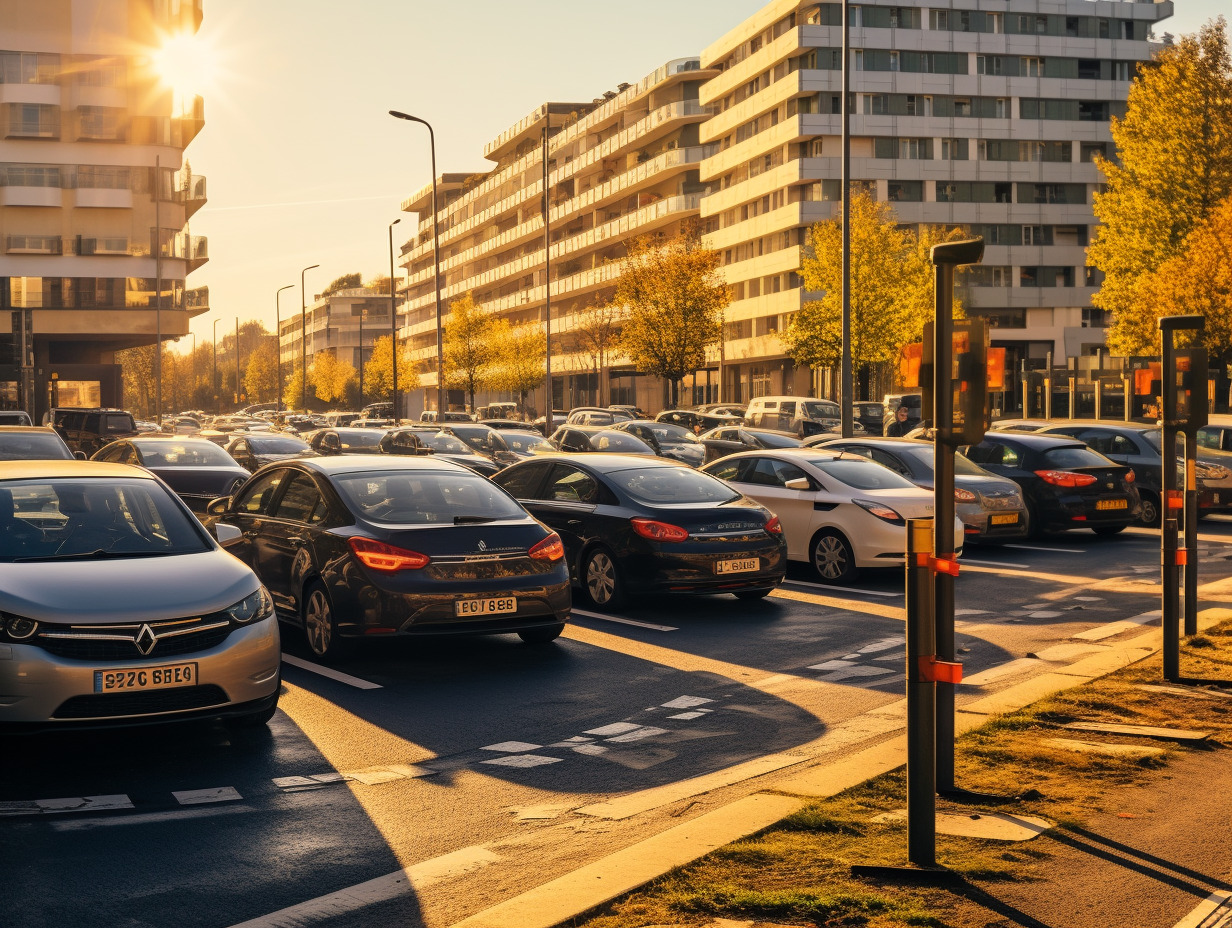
(853, 499, 905, 524)
(348, 536, 430, 571)
(955, 487, 977, 502)
(528, 533, 564, 561)
(631, 518, 689, 542)
(1034, 470, 1098, 488)
(1125, 469, 1135, 483)
(764, 515, 782, 534)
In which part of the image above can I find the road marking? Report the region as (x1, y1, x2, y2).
(481, 754, 562, 768)
(281, 654, 382, 690)
(782, 579, 900, 598)
(173, 787, 242, 806)
(225, 846, 500, 928)
(570, 609, 677, 631)
(1170, 890, 1232, 928)
(1073, 621, 1141, 641)
(960, 658, 1042, 687)
(770, 587, 904, 621)
(1002, 543, 1086, 554)
(961, 558, 1028, 569)
(0, 795, 133, 816)
(481, 741, 543, 752)
(52, 804, 252, 831)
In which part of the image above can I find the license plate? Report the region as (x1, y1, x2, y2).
(1096, 499, 1128, 511)
(715, 558, 758, 575)
(990, 513, 1019, 525)
(455, 597, 516, 616)
(94, 663, 196, 693)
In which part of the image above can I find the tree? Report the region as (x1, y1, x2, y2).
(321, 272, 362, 298)
(244, 337, 280, 404)
(443, 291, 497, 409)
(490, 323, 545, 411)
(782, 191, 967, 393)
(571, 302, 623, 407)
(1090, 19, 1232, 358)
(363, 334, 419, 401)
(613, 225, 727, 407)
(310, 352, 358, 404)
(366, 274, 393, 295)
(283, 361, 310, 410)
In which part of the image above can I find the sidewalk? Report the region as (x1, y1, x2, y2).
(454, 608, 1232, 928)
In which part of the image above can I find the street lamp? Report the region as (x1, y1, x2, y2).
(212, 317, 220, 415)
(275, 284, 293, 410)
(389, 110, 444, 419)
(388, 217, 401, 420)
(301, 264, 319, 412)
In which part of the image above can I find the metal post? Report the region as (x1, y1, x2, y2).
(275, 284, 292, 410)
(212, 317, 219, 415)
(1183, 432, 1198, 635)
(154, 155, 162, 425)
(1044, 375, 1052, 420)
(932, 263, 956, 793)
(542, 127, 554, 435)
(905, 518, 936, 867)
(300, 264, 319, 412)
(234, 317, 240, 408)
(1068, 374, 1076, 420)
(357, 305, 364, 410)
(1095, 379, 1103, 421)
(839, 0, 853, 437)
(1123, 374, 1132, 422)
(388, 218, 402, 421)
(1163, 516, 1181, 682)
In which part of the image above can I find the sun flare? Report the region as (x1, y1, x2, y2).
(149, 31, 216, 104)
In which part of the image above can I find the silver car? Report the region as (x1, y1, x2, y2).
(0, 461, 280, 730)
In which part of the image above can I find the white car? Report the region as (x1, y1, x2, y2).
(701, 448, 963, 584)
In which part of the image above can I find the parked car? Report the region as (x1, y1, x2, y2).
(419, 410, 475, 424)
(961, 432, 1141, 537)
(493, 454, 786, 608)
(208, 415, 271, 433)
(852, 402, 886, 436)
(475, 402, 520, 420)
(701, 448, 963, 583)
(809, 436, 1028, 543)
(377, 427, 502, 478)
(447, 423, 520, 467)
(655, 408, 741, 434)
(744, 395, 842, 437)
(92, 436, 251, 513)
(0, 410, 33, 426)
(0, 426, 78, 461)
(693, 403, 746, 419)
(607, 404, 645, 418)
(207, 456, 571, 659)
(500, 429, 556, 459)
(1198, 416, 1232, 453)
(697, 425, 802, 464)
(564, 407, 634, 427)
(225, 433, 316, 471)
(307, 428, 388, 456)
(321, 411, 362, 428)
(0, 461, 280, 730)
(49, 407, 139, 457)
(549, 425, 657, 455)
(610, 419, 706, 467)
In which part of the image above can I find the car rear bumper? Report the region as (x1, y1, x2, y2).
(621, 538, 787, 596)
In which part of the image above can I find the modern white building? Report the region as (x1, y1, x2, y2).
(278, 285, 394, 398)
(0, 0, 209, 418)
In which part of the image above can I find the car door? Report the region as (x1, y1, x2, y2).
(258, 472, 329, 615)
(722, 455, 817, 560)
(520, 463, 602, 572)
(221, 467, 290, 576)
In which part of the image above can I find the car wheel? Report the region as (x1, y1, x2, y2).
(1025, 502, 1046, 540)
(518, 624, 565, 645)
(581, 547, 625, 610)
(734, 588, 773, 601)
(227, 699, 279, 730)
(303, 581, 348, 662)
(1093, 524, 1126, 536)
(811, 530, 857, 584)
(1138, 492, 1160, 527)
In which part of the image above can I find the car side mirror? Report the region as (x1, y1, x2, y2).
(784, 477, 812, 491)
(215, 522, 242, 547)
(206, 496, 232, 516)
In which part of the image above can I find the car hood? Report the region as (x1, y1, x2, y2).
(0, 549, 259, 625)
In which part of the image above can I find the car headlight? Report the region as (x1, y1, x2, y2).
(225, 587, 274, 625)
(0, 612, 38, 641)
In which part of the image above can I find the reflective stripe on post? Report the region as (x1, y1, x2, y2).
(919, 655, 963, 684)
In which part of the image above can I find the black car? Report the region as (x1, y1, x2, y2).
(91, 436, 251, 512)
(226, 433, 316, 471)
(852, 402, 885, 436)
(610, 420, 706, 467)
(308, 428, 388, 456)
(499, 429, 556, 459)
(655, 408, 740, 434)
(50, 407, 139, 457)
(447, 423, 520, 467)
(208, 456, 571, 659)
(378, 427, 502, 478)
(697, 425, 802, 464)
(494, 454, 786, 609)
(548, 425, 657, 456)
(961, 432, 1141, 537)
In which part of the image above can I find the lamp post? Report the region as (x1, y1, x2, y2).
(541, 126, 553, 435)
(154, 154, 163, 426)
(388, 217, 401, 420)
(300, 264, 319, 412)
(275, 284, 293, 409)
(235, 317, 241, 409)
(389, 111, 444, 419)
(212, 317, 219, 415)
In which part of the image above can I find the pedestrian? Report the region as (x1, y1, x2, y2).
(885, 405, 912, 436)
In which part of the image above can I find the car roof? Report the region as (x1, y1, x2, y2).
(708, 447, 855, 462)
(517, 452, 687, 472)
(978, 431, 1087, 447)
(822, 436, 931, 449)
(0, 425, 59, 434)
(276, 454, 471, 476)
(0, 461, 151, 480)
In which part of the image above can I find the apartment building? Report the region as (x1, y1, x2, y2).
(396, 58, 717, 414)
(0, 0, 208, 418)
(279, 286, 393, 392)
(698, 0, 1172, 404)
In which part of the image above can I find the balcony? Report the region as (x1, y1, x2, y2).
(187, 235, 208, 272)
(185, 285, 209, 313)
(175, 95, 205, 146)
(177, 173, 207, 218)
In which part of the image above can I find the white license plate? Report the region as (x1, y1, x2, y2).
(94, 663, 197, 693)
(455, 597, 517, 616)
(715, 558, 759, 575)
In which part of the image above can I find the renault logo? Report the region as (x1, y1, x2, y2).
(477, 540, 487, 552)
(134, 624, 158, 656)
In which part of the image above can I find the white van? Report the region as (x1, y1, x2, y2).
(744, 396, 842, 437)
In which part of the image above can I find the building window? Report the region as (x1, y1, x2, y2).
(887, 180, 923, 201)
(0, 163, 62, 187)
(5, 235, 62, 255)
(0, 51, 59, 84)
(75, 165, 131, 189)
(1082, 307, 1110, 327)
(5, 103, 59, 138)
(1021, 57, 1043, 77)
(78, 106, 125, 141)
(971, 307, 1025, 328)
(940, 138, 968, 160)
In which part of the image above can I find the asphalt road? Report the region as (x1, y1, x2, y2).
(4, 515, 1230, 928)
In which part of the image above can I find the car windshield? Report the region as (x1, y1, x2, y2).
(0, 433, 72, 461)
(608, 466, 739, 504)
(806, 457, 919, 490)
(248, 437, 309, 454)
(646, 423, 699, 444)
(1041, 446, 1116, 469)
(895, 445, 986, 477)
(334, 429, 386, 451)
(136, 441, 235, 467)
(417, 432, 470, 454)
(802, 402, 840, 419)
(0, 478, 211, 561)
(333, 470, 526, 524)
(504, 432, 553, 454)
(453, 427, 511, 455)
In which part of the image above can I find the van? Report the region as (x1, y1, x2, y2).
(322, 411, 361, 428)
(744, 396, 841, 437)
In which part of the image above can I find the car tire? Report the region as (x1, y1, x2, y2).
(1093, 524, 1126, 536)
(1025, 502, 1046, 540)
(734, 588, 773, 601)
(518, 624, 565, 645)
(303, 581, 348, 662)
(227, 698, 279, 730)
(810, 530, 857, 584)
(581, 546, 625, 611)
(1138, 492, 1160, 527)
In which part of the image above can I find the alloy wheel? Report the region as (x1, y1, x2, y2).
(586, 551, 617, 605)
(814, 535, 850, 581)
(305, 588, 333, 656)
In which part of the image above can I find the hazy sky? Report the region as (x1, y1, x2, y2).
(181, 0, 1226, 348)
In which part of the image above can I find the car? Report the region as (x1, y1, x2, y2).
(809, 436, 1028, 543)
(852, 402, 886, 436)
(493, 454, 786, 608)
(989, 418, 1054, 433)
(693, 403, 746, 419)
(701, 448, 963, 583)
(744, 395, 842, 437)
(655, 408, 741, 434)
(447, 423, 521, 467)
(360, 402, 395, 420)
(307, 427, 389, 456)
(49, 407, 139, 457)
(0, 426, 78, 461)
(697, 425, 802, 464)
(92, 436, 252, 513)
(607, 404, 645, 418)
(475, 401, 520, 420)
(207, 456, 571, 659)
(208, 414, 271, 433)
(276, 414, 325, 435)
(961, 432, 1141, 537)
(564, 407, 634, 427)
(499, 429, 556, 459)
(478, 418, 543, 432)
(419, 410, 475, 424)
(321, 411, 363, 428)
(548, 425, 657, 455)
(610, 419, 706, 467)
(0, 410, 33, 426)
(530, 410, 571, 434)
(0, 461, 281, 731)
(377, 427, 503, 478)
(225, 433, 316, 471)
(1198, 416, 1232, 453)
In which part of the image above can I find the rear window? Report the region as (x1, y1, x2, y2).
(334, 429, 386, 452)
(801, 401, 840, 420)
(0, 433, 72, 461)
(751, 431, 801, 449)
(333, 470, 526, 524)
(249, 437, 310, 454)
(805, 458, 918, 490)
(607, 467, 739, 504)
(1041, 446, 1116, 469)
(417, 432, 469, 454)
(135, 441, 235, 467)
(503, 432, 553, 454)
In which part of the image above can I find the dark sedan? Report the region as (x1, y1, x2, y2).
(225, 433, 316, 471)
(697, 425, 802, 464)
(610, 420, 706, 467)
(500, 430, 556, 459)
(493, 454, 786, 609)
(655, 408, 741, 434)
(961, 432, 1141, 537)
(207, 456, 571, 660)
(447, 423, 520, 467)
(377, 427, 502, 478)
(549, 425, 657, 455)
(308, 428, 388, 456)
(92, 436, 250, 513)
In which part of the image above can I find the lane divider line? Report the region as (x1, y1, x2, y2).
(281, 654, 383, 689)
(1002, 544, 1086, 554)
(781, 579, 900, 598)
(570, 609, 677, 631)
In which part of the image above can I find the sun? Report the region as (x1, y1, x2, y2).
(149, 31, 216, 105)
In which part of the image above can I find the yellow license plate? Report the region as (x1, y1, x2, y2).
(94, 663, 196, 693)
(990, 513, 1019, 525)
(716, 558, 759, 575)
(1096, 499, 1128, 510)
